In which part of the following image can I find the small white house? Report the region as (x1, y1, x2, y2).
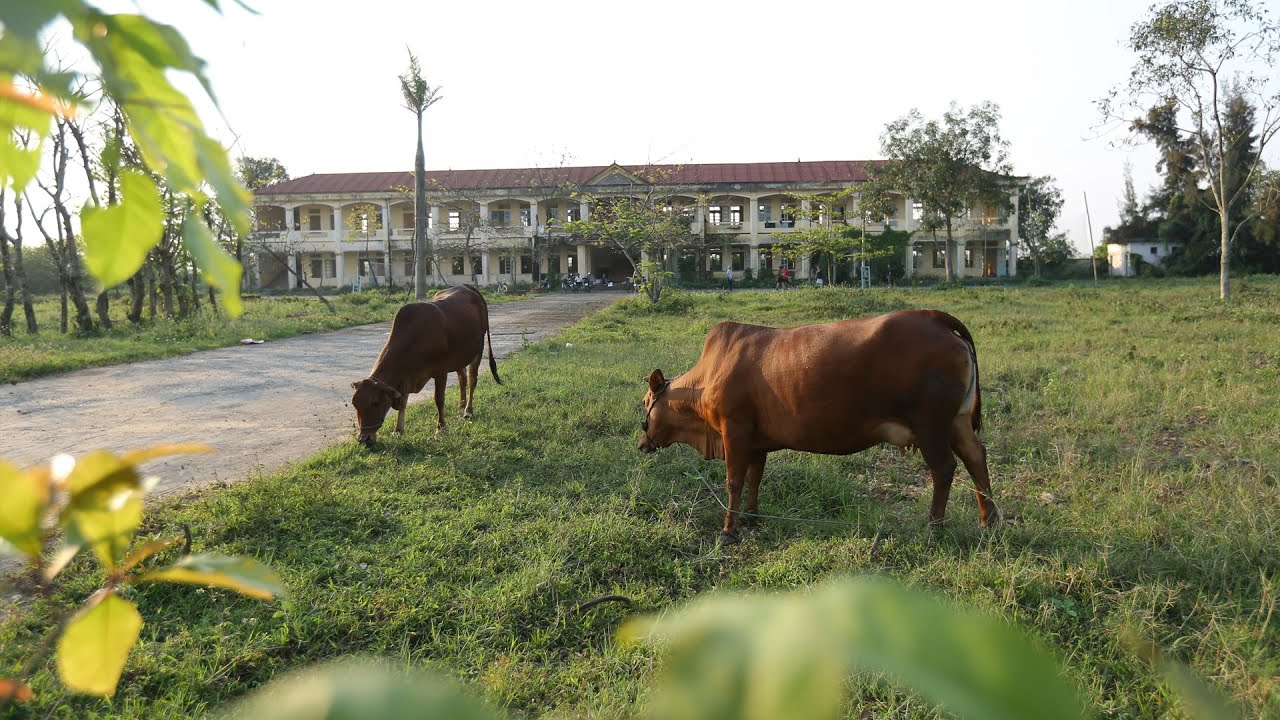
(1106, 239, 1181, 277)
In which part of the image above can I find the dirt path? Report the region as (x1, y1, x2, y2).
(0, 291, 623, 497)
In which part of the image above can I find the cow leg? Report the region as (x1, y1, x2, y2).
(464, 353, 481, 419)
(919, 437, 957, 528)
(457, 369, 468, 414)
(951, 417, 999, 527)
(741, 451, 768, 524)
(433, 373, 448, 431)
(720, 439, 754, 543)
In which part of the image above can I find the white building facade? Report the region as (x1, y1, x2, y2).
(251, 161, 1020, 290)
(1106, 239, 1181, 277)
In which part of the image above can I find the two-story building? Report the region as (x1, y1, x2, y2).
(251, 160, 1020, 289)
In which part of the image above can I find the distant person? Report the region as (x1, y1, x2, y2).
(725, 266, 735, 291)
(775, 267, 786, 290)
(781, 266, 791, 289)
(814, 268, 825, 287)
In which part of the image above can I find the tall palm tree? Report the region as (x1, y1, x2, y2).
(399, 50, 443, 299)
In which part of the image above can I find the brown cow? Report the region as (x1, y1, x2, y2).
(352, 285, 501, 446)
(638, 309, 997, 542)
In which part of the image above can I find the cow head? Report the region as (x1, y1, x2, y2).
(351, 377, 402, 447)
(637, 369, 674, 453)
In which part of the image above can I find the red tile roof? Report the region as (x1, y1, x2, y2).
(255, 160, 881, 196)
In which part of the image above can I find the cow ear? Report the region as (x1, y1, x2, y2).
(647, 369, 666, 393)
(351, 381, 360, 390)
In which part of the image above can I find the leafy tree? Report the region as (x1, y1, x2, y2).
(399, 50, 443, 300)
(564, 167, 696, 303)
(1017, 176, 1065, 278)
(237, 156, 289, 191)
(870, 101, 1013, 282)
(1102, 0, 1280, 299)
(1, 2, 253, 316)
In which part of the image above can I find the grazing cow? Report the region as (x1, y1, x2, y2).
(352, 285, 501, 446)
(637, 309, 997, 542)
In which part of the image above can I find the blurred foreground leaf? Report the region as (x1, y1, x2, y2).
(222, 659, 501, 720)
(56, 593, 143, 696)
(139, 553, 285, 600)
(0, 460, 50, 557)
(622, 577, 1090, 720)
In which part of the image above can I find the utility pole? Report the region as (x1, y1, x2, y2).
(1083, 191, 1098, 289)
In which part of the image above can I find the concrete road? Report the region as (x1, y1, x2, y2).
(0, 291, 623, 497)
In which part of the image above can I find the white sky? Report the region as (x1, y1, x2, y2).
(80, 0, 1280, 254)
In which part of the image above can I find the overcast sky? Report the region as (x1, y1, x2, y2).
(86, 0, 1280, 255)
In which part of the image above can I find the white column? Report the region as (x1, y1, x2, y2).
(749, 246, 760, 275)
(577, 243, 589, 276)
(956, 240, 967, 278)
(747, 194, 758, 238)
(480, 250, 490, 284)
(800, 199, 812, 228)
(528, 200, 539, 231)
(800, 255, 810, 279)
(579, 199, 589, 222)
(383, 200, 394, 286)
(281, 204, 295, 233)
(905, 243, 915, 278)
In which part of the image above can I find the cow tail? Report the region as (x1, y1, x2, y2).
(934, 311, 981, 433)
(473, 286, 503, 385)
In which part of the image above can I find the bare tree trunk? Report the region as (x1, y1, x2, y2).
(147, 263, 157, 320)
(1219, 209, 1231, 300)
(1, 227, 14, 337)
(414, 111, 430, 299)
(9, 194, 36, 333)
(128, 269, 145, 324)
(95, 291, 112, 329)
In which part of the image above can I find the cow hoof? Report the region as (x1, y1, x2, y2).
(463, 411, 473, 420)
(718, 531, 740, 545)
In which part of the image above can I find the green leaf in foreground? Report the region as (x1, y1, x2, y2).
(183, 214, 244, 317)
(81, 169, 164, 289)
(222, 658, 502, 720)
(0, 461, 50, 557)
(138, 552, 285, 600)
(60, 451, 145, 570)
(56, 593, 143, 696)
(622, 577, 1090, 720)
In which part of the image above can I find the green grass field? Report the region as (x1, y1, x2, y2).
(0, 288, 521, 384)
(2, 278, 1278, 718)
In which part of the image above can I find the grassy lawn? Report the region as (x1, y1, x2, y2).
(2, 278, 1278, 718)
(0, 288, 523, 383)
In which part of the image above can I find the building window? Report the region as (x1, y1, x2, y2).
(547, 206, 560, 222)
(780, 205, 796, 228)
(709, 251, 723, 272)
(308, 208, 322, 231)
(548, 254, 561, 275)
(708, 206, 722, 225)
(310, 256, 335, 279)
(403, 211, 414, 229)
(567, 254, 577, 273)
(358, 253, 385, 277)
(520, 208, 531, 227)
(499, 255, 512, 275)
(932, 246, 947, 269)
(403, 255, 414, 278)
(731, 249, 746, 271)
(1150, 246, 1159, 256)
(729, 205, 743, 225)
(758, 246, 774, 271)
(491, 209, 511, 227)
(965, 248, 976, 268)
(567, 206, 580, 222)
(519, 255, 533, 274)
(913, 247, 924, 269)
(758, 203, 772, 224)
(451, 256, 465, 275)
(448, 210, 461, 231)
(912, 201, 924, 221)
